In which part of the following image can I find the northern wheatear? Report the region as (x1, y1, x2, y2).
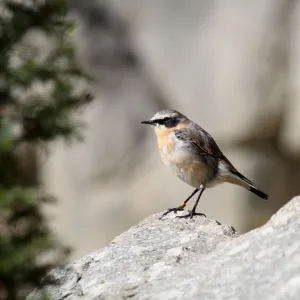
(141, 109, 269, 219)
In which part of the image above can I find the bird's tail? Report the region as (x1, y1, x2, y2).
(247, 185, 269, 200)
(228, 170, 269, 201)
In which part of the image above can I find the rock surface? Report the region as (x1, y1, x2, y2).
(29, 196, 300, 299)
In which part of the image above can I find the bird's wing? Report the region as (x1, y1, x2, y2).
(174, 129, 208, 156)
(175, 124, 255, 186)
(174, 125, 224, 160)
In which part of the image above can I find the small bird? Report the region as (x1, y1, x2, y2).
(141, 109, 269, 219)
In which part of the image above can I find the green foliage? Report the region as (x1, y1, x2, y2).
(0, 0, 92, 299)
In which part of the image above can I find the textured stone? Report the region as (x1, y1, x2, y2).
(29, 196, 300, 300)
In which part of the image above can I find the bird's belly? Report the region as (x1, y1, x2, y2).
(160, 149, 208, 188)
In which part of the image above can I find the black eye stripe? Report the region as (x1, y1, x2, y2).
(154, 117, 170, 124)
(162, 117, 171, 123)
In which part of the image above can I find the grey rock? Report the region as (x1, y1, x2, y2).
(29, 196, 300, 300)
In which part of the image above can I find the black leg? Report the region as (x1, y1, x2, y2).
(177, 185, 206, 219)
(159, 188, 199, 219)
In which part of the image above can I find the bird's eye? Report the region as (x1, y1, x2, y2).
(164, 117, 180, 128)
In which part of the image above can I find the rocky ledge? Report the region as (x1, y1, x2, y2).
(29, 196, 300, 300)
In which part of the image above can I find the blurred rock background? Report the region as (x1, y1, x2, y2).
(42, 0, 300, 259)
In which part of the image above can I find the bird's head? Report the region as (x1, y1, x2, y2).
(141, 110, 188, 133)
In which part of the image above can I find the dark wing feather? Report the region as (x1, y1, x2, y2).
(189, 124, 256, 184)
(190, 123, 243, 171)
(174, 125, 224, 159)
(175, 124, 238, 169)
(174, 130, 207, 156)
(190, 124, 225, 159)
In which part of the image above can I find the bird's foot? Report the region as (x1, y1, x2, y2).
(176, 210, 206, 219)
(159, 206, 184, 219)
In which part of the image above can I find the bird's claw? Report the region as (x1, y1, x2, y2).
(176, 210, 206, 219)
(159, 206, 184, 219)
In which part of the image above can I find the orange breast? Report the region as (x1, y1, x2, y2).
(155, 122, 186, 154)
(154, 123, 209, 188)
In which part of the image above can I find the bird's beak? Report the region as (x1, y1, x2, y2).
(141, 120, 155, 125)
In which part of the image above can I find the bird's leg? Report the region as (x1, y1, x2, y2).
(177, 184, 206, 219)
(159, 189, 199, 219)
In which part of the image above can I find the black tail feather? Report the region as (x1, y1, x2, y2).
(229, 169, 269, 200)
(231, 170, 254, 186)
(248, 186, 269, 201)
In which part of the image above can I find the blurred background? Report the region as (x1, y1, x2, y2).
(40, 0, 300, 260)
(1, 0, 300, 297)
